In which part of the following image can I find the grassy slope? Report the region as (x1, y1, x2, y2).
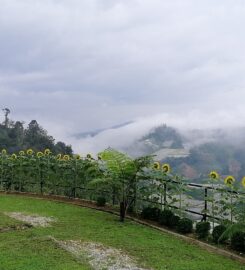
(0, 195, 243, 270)
(0, 212, 23, 228)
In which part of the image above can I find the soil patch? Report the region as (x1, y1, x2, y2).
(4, 212, 56, 227)
(51, 237, 150, 270)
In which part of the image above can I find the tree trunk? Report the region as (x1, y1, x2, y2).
(120, 201, 126, 222)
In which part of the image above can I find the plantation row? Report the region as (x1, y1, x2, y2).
(0, 148, 244, 252)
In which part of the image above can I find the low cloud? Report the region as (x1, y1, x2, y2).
(67, 109, 245, 154)
(0, 0, 245, 153)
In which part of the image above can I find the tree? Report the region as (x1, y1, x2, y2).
(24, 120, 55, 151)
(89, 148, 152, 222)
(55, 141, 73, 155)
(2, 108, 10, 128)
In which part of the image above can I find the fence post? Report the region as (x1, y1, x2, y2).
(203, 188, 208, 221)
(164, 182, 167, 209)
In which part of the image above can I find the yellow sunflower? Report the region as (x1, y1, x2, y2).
(1, 149, 7, 155)
(224, 176, 235, 186)
(75, 154, 81, 160)
(162, 163, 171, 173)
(63, 155, 70, 161)
(209, 171, 219, 180)
(86, 153, 92, 159)
(56, 154, 62, 160)
(11, 154, 17, 160)
(241, 176, 245, 188)
(153, 162, 160, 170)
(19, 150, 25, 156)
(37, 152, 44, 158)
(27, 149, 34, 155)
(44, 149, 51, 155)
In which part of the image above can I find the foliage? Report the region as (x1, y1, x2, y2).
(96, 196, 106, 207)
(231, 231, 245, 252)
(169, 214, 181, 228)
(195, 221, 210, 239)
(219, 222, 245, 244)
(177, 218, 193, 234)
(0, 150, 100, 195)
(159, 209, 174, 227)
(140, 206, 161, 221)
(89, 148, 153, 221)
(0, 116, 72, 154)
(212, 225, 227, 244)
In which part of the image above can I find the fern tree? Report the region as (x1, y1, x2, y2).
(89, 148, 152, 222)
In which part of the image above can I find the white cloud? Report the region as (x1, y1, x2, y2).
(0, 0, 245, 152)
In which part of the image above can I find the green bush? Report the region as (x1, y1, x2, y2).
(169, 214, 180, 228)
(159, 209, 174, 227)
(231, 231, 245, 252)
(141, 207, 161, 221)
(212, 225, 227, 244)
(195, 221, 210, 239)
(96, 196, 106, 207)
(177, 218, 193, 234)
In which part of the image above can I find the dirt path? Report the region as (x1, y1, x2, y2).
(50, 237, 150, 270)
(4, 212, 56, 227)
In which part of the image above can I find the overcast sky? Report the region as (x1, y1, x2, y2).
(1, 0, 245, 153)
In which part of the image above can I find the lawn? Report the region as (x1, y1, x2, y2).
(0, 194, 243, 270)
(0, 212, 24, 228)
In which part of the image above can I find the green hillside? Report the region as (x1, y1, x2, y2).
(0, 109, 72, 154)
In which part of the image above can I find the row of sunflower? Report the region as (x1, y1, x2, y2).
(209, 171, 245, 188)
(152, 162, 244, 224)
(153, 161, 245, 188)
(0, 149, 100, 196)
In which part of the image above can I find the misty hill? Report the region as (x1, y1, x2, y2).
(0, 115, 72, 154)
(124, 124, 188, 158)
(124, 124, 245, 181)
(74, 121, 133, 138)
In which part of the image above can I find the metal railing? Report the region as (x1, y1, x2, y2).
(0, 178, 244, 222)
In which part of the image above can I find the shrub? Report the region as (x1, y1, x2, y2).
(195, 221, 210, 239)
(169, 214, 180, 228)
(159, 209, 174, 227)
(141, 207, 161, 221)
(212, 225, 227, 244)
(177, 218, 193, 234)
(231, 231, 245, 252)
(96, 196, 106, 207)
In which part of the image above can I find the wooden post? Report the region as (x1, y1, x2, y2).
(203, 188, 208, 221)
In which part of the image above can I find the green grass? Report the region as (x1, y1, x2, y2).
(0, 195, 244, 270)
(0, 212, 23, 228)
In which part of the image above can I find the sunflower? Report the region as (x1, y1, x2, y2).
(153, 162, 160, 170)
(63, 155, 70, 161)
(44, 149, 51, 155)
(224, 176, 235, 186)
(11, 154, 17, 160)
(27, 149, 33, 155)
(37, 152, 44, 158)
(209, 171, 219, 180)
(19, 150, 25, 156)
(86, 153, 92, 159)
(1, 149, 7, 155)
(56, 154, 62, 160)
(162, 163, 171, 173)
(75, 154, 81, 160)
(241, 176, 245, 188)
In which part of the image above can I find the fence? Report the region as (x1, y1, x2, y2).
(1, 177, 244, 222)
